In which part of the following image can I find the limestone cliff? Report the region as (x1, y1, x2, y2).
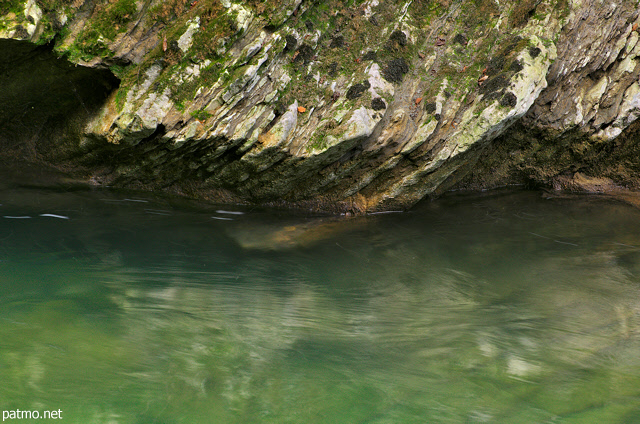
(1, 0, 639, 212)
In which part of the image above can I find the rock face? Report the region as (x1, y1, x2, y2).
(1, 0, 639, 211)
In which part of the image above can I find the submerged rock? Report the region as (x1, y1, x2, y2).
(1, 0, 640, 212)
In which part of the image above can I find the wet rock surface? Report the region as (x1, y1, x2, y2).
(0, 0, 640, 212)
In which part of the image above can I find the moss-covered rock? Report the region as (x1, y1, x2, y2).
(1, 0, 640, 212)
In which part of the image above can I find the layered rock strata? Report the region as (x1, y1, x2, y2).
(1, 0, 639, 211)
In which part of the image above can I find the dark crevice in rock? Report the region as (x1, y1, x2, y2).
(137, 124, 167, 148)
(0, 38, 119, 165)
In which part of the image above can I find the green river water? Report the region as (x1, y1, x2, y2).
(1, 185, 639, 423)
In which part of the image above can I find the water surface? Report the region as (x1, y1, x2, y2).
(1, 187, 640, 423)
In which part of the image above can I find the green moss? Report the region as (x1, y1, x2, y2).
(0, 0, 24, 16)
(162, 61, 226, 108)
(408, 0, 448, 30)
(36, 0, 73, 11)
(110, 0, 137, 24)
(307, 131, 329, 153)
(118, 0, 239, 110)
(185, 3, 239, 61)
(86, 0, 138, 41)
(69, 27, 112, 60)
(114, 87, 128, 112)
(61, 0, 137, 61)
(148, 0, 191, 25)
(246, 0, 282, 25)
(190, 109, 212, 121)
(33, 17, 58, 44)
(508, 0, 541, 28)
(109, 64, 127, 79)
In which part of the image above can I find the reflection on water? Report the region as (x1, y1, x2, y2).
(1, 188, 640, 423)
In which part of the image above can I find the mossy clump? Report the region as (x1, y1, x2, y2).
(244, 0, 287, 15)
(307, 131, 330, 153)
(284, 34, 297, 52)
(149, 0, 199, 25)
(363, 50, 377, 61)
(371, 97, 386, 110)
(244, 0, 297, 28)
(452, 33, 468, 46)
(509, 60, 524, 73)
(190, 109, 212, 121)
(485, 55, 505, 76)
(109, 64, 127, 79)
(529, 46, 541, 58)
(500, 91, 518, 107)
(346, 80, 370, 100)
(65, 0, 138, 60)
(184, 1, 238, 62)
(162, 40, 183, 66)
(109, 0, 137, 25)
(330, 35, 345, 48)
(382, 58, 409, 83)
(327, 61, 338, 77)
(480, 74, 509, 96)
(293, 43, 315, 65)
(387, 30, 407, 49)
(494, 36, 526, 61)
(456, 0, 499, 35)
(33, 1, 73, 43)
(509, 0, 541, 28)
(13, 25, 29, 38)
(0, 0, 24, 16)
(88, 0, 138, 40)
(114, 87, 128, 111)
(70, 30, 111, 59)
(424, 102, 437, 114)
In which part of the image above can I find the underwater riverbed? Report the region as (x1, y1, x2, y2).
(1, 185, 640, 423)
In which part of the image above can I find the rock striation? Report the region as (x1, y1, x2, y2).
(1, 0, 639, 211)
